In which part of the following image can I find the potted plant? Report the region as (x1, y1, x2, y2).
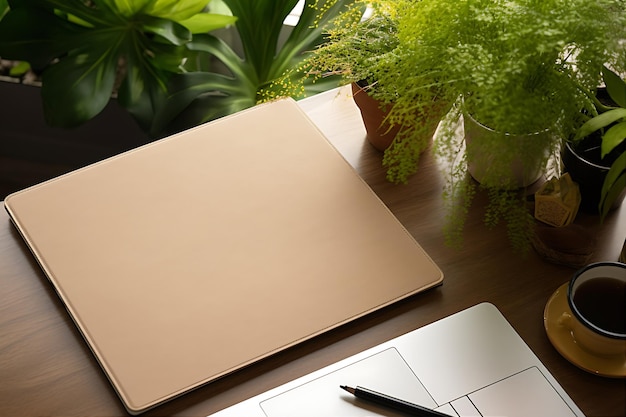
(289, 3, 403, 151)
(401, 0, 626, 251)
(566, 65, 626, 218)
(275, 0, 453, 180)
(302, 0, 626, 251)
(305, 6, 403, 151)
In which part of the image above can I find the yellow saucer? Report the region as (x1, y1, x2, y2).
(543, 283, 626, 378)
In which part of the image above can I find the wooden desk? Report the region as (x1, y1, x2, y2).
(1, 87, 624, 416)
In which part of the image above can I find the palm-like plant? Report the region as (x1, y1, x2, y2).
(0, 0, 236, 130)
(151, 0, 356, 136)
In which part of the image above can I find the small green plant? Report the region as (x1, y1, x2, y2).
(276, 0, 450, 183)
(574, 66, 626, 219)
(0, 0, 237, 131)
(291, 1, 397, 88)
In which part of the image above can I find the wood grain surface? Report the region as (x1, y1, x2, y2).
(1, 87, 624, 416)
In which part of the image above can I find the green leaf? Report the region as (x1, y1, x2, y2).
(152, 71, 253, 135)
(223, 0, 298, 81)
(143, 0, 211, 21)
(178, 12, 236, 33)
(35, 0, 121, 27)
(0, 0, 9, 20)
(173, 92, 255, 125)
(100, 0, 150, 17)
(599, 151, 626, 220)
(138, 14, 191, 46)
(65, 12, 95, 28)
(603, 65, 626, 109)
(576, 108, 626, 139)
(117, 57, 168, 132)
(146, 41, 188, 73)
(187, 33, 257, 85)
(601, 121, 626, 158)
(8, 60, 30, 76)
(41, 47, 118, 127)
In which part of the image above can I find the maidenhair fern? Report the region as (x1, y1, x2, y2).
(277, 0, 626, 251)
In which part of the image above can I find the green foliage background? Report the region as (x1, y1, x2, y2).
(0, 0, 237, 130)
(0, 0, 354, 136)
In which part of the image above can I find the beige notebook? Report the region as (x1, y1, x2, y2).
(5, 98, 443, 414)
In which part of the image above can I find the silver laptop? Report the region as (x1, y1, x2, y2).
(211, 303, 584, 417)
(4, 98, 443, 414)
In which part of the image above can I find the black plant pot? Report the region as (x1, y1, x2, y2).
(563, 134, 626, 214)
(563, 87, 626, 214)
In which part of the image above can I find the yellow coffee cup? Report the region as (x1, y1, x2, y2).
(558, 262, 626, 357)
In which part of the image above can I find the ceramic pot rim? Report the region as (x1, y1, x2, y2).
(564, 141, 611, 171)
(463, 110, 551, 138)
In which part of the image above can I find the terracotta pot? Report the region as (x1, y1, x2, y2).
(350, 82, 400, 152)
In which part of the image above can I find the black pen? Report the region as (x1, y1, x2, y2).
(340, 385, 452, 417)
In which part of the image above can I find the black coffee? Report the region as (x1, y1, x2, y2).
(573, 278, 626, 335)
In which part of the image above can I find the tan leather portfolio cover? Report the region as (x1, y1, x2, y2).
(5, 98, 443, 414)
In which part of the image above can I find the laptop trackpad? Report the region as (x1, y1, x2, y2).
(260, 348, 436, 416)
(465, 367, 577, 417)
